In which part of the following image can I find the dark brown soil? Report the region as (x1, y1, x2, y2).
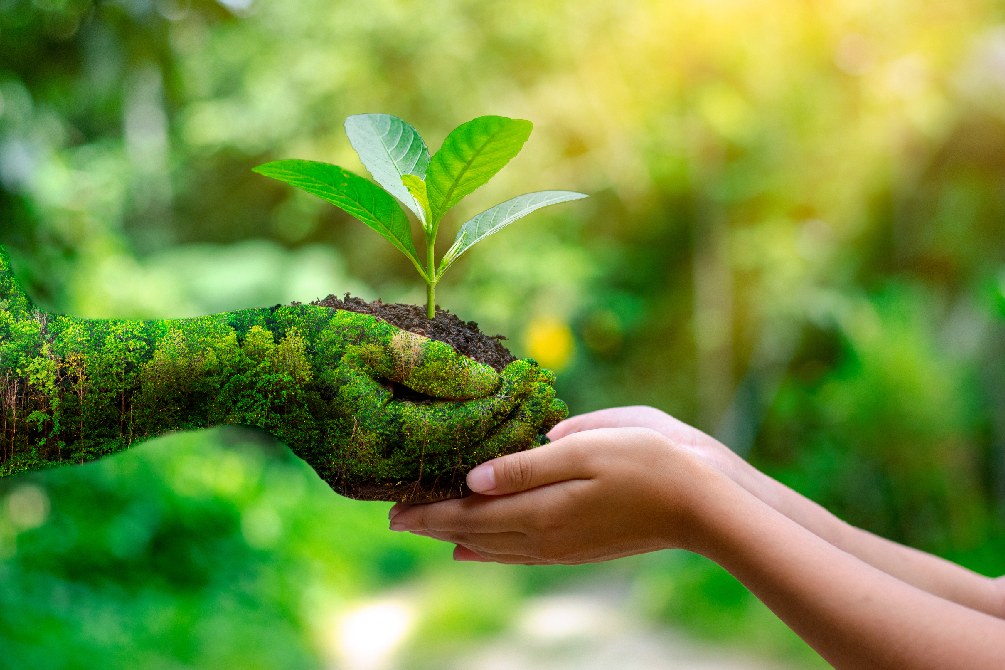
(311, 294, 517, 371)
(339, 478, 470, 505)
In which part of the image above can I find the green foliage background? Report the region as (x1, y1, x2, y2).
(1, 0, 1004, 667)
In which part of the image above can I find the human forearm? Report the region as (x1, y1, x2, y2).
(734, 461, 1005, 617)
(699, 480, 1005, 669)
(562, 408, 1005, 616)
(396, 417, 1005, 668)
(0, 304, 317, 472)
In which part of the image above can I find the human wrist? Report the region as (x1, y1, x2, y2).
(686, 473, 768, 561)
(727, 458, 783, 508)
(651, 440, 747, 556)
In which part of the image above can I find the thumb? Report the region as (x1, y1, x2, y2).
(466, 438, 591, 495)
(390, 331, 500, 399)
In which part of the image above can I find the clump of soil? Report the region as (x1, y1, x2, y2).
(311, 294, 517, 370)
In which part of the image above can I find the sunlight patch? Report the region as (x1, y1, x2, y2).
(331, 596, 416, 670)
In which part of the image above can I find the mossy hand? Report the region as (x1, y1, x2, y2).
(0, 246, 566, 502)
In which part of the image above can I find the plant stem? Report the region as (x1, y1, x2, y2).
(426, 237, 437, 319)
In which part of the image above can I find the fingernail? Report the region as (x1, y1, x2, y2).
(467, 464, 496, 492)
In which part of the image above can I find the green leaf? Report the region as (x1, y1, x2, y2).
(438, 190, 588, 276)
(426, 116, 533, 227)
(401, 174, 433, 234)
(344, 114, 430, 224)
(253, 159, 423, 273)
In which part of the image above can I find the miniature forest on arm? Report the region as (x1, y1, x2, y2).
(0, 246, 566, 503)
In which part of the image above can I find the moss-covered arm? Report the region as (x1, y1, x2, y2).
(0, 246, 566, 502)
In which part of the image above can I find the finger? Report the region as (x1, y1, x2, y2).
(466, 434, 593, 495)
(328, 350, 392, 429)
(477, 380, 565, 459)
(391, 360, 557, 462)
(389, 331, 499, 399)
(391, 496, 491, 533)
(453, 545, 489, 562)
(390, 497, 471, 533)
(406, 528, 528, 549)
(546, 408, 635, 440)
(390, 493, 533, 534)
(379, 364, 563, 495)
(453, 545, 549, 566)
(452, 545, 547, 565)
(394, 386, 524, 456)
(545, 414, 595, 441)
(388, 502, 407, 520)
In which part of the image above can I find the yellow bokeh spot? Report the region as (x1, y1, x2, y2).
(524, 316, 575, 371)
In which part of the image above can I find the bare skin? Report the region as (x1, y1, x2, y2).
(388, 406, 1005, 669)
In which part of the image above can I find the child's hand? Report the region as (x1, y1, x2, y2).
(548, 406, 746, 483)
(388, 426, 727, 564)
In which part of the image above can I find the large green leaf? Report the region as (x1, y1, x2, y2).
(425, 116, 533, 227)
(344, 114, 430, 224)
(438, 190, 588, 276)
(253, 159, 423, 272)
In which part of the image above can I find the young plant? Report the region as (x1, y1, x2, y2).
(253, 114, 587, 319)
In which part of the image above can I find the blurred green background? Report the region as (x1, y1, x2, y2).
(2, 0, 1005, 667)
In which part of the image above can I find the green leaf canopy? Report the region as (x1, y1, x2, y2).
(344, 114, 431, 225)
(252, 159, 423, 273)
(425, 116, 533, 228)
(438, 190, 588, 276)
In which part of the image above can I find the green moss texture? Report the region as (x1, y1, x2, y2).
(0, 246, 567, 502)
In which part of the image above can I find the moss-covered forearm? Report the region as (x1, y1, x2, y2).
(0, 246, 566, 501)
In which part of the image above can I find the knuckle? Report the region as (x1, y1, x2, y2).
(516, 454, 535, 489)
(502, 453, 535, 491)
(562, 436, 596, 467)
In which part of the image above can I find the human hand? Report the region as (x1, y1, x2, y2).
(243, 306, 568, 503)
(388, 426, 726, 564)
(547, 406, 749, 484)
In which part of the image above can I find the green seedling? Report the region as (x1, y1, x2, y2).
(253, 114, 588, 319)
